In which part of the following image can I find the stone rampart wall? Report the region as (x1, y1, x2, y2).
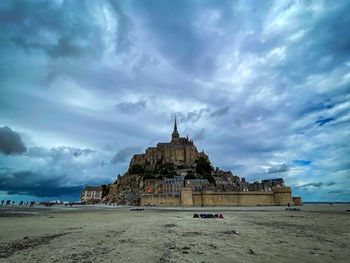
(141, 187, 299, 207)
(192, 191, 275, 206)
(141, 194, 180, 206)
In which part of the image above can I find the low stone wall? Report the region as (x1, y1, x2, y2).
(141, 194, 180, 206)
(141, 187, 300, 207)
(192, 191, 276, 206)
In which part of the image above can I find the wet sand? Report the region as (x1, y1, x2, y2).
(0, 204, 349, 262)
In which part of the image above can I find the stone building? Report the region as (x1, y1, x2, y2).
(162, 176, 184, 197)
(185, 179, 210, 191)
(214, 176, 229, 185)
(262, 178, 285, 188)
(80, 185, 102, 203)
(129, 115, 205, 171)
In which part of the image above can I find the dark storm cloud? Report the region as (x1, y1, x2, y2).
(46, 36, 85, 59)
(0, 169, 83, 198)
(210, 106, 230, 118)
(115, 101, 146, 114)
(267, 164, 288, 174)
(328, 190, 343, 194)
(300, 99, 334, 115)
(109, 0, 134, 53)
(303, 182, 324, 188)
(193, 128, 206, 141)
(111, 146, 143, 164)
(250, 2, 350, 82)
(1, 0, 104, 60)
(0, 126, 26, 155)
(177, 108, 209, 123)
(25, 146, 95, 159)
(315, 118, 335, 126)
(234, 119, 241, 127)
(300, 182, 336, 189)
(132, 0, 219, 79)
(72, 148, 95, 158)
(0, 144, 115, 199)
(11, 35, 87, 59)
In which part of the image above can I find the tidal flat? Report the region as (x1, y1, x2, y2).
(0, 204, 349, 263)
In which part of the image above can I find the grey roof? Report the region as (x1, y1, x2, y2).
(214, 176, 227, 181)
(157, 143, 171, 147)
(164, 176, 184, 184)
(125, 193, 134, 200)
(83, 185, 102, 191)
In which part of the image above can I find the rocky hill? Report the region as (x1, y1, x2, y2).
(102, 174, 163, 205)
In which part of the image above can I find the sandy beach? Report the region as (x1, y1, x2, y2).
(0, 204, 349, 263)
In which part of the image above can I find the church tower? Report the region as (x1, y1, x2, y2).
(172, 114, 180, 139)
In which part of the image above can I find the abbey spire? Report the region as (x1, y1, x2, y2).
(172, 114, 180, 139)
(174, 114, 177, 130)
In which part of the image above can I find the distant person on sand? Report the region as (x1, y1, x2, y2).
(287, 202, 291, 209)
(1, 200, 4, 206)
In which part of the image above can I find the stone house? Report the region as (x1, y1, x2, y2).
(162, 176, 184, 197)
(262, 178, 285, 188)
(80, 185, 102, 203)
(214, 176, 229, 185)
(185, 179, 210, 191)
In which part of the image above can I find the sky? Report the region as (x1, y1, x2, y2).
(0, 0, 349, 202)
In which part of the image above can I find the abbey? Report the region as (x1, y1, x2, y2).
(81, 115, 303, 207)
(129, 115, 206, 171)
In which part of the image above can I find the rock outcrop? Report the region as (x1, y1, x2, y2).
(102, 173, 163, 205)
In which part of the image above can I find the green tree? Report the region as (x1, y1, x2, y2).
(159, 163, 175, 176)
(201, 173, 216, 186)
(195, 157, 213, 175)
(143, 172, 156, 180)
(130, 163, 145, 174)
(101, 184, 111, 198)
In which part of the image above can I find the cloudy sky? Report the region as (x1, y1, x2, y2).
(0, 0, 349, 202)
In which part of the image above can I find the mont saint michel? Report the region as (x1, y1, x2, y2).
(81, 116, 303, 207)
(2, 1, 350, 262)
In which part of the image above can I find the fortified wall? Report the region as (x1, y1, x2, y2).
(141, 186, 297, 207)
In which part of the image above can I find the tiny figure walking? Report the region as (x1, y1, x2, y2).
(287, 202, 291, 209)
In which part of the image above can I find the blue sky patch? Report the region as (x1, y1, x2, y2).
(293, 160, 311, 166)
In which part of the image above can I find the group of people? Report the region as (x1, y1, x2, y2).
(193, 213, 224, 218)
(1, 200, 35, 206)
(1, 200, 15, 206)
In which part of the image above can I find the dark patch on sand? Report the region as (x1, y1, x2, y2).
(0, 233, 70, 258)
(164, 224, 177, 228)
